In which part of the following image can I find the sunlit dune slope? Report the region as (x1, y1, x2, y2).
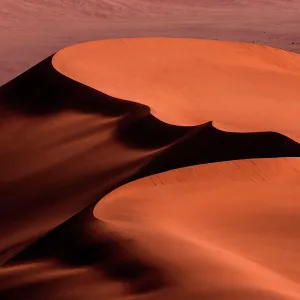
(94, 157, 300, 299)
(53, 38, 300, 142)
(2, 55, 299, 266)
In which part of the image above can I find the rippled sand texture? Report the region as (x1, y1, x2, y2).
(1, 0, 300, 84)
(0, 37, 300, 299)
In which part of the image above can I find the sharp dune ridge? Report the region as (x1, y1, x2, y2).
(0, 35, 300, 299)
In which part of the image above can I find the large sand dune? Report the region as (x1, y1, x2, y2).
(0, 36, 299, 299)
(53, 38, 300, 142)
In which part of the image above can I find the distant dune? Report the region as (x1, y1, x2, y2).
(0, 35, 299, 299)
(1, 0, 300, 84)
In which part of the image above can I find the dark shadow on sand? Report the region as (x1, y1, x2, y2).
(0, 54, 300, 298)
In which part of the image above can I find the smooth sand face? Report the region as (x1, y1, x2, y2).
(53, 38, 300, 142)
(94, 158, 300, 299)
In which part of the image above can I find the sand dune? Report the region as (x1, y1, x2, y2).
(94, 158, 300, 299)
(2, 158, 300, 300)
(0, 2, 300, 300)
(1, 52, 299, 262)
(0, 36, 300, 298)
(53, 38, 300, 142)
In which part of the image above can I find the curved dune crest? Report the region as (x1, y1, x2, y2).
(213, 121, 300, 144)
(94, 157, 300, 299)
(53, 38, 300, 141)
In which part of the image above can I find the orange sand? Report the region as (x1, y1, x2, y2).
(0, 37, 300, 299)
(94, 158, 300, 299)
(53, 38, 300, 142)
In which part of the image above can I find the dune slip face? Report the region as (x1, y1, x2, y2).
(0, 37, 299, 299)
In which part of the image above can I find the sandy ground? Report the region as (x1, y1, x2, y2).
(1, 0, 300, 85)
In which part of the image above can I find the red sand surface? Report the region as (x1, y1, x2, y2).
(0, 37, 300, 299)
(94, 158, 300, 299)
(53, 38, 300, 142)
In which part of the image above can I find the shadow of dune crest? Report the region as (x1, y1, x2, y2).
(6, 209, 172, 296)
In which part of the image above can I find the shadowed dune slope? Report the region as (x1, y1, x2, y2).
(53, 38, 300, 142)
(0, 40, 300, 299)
